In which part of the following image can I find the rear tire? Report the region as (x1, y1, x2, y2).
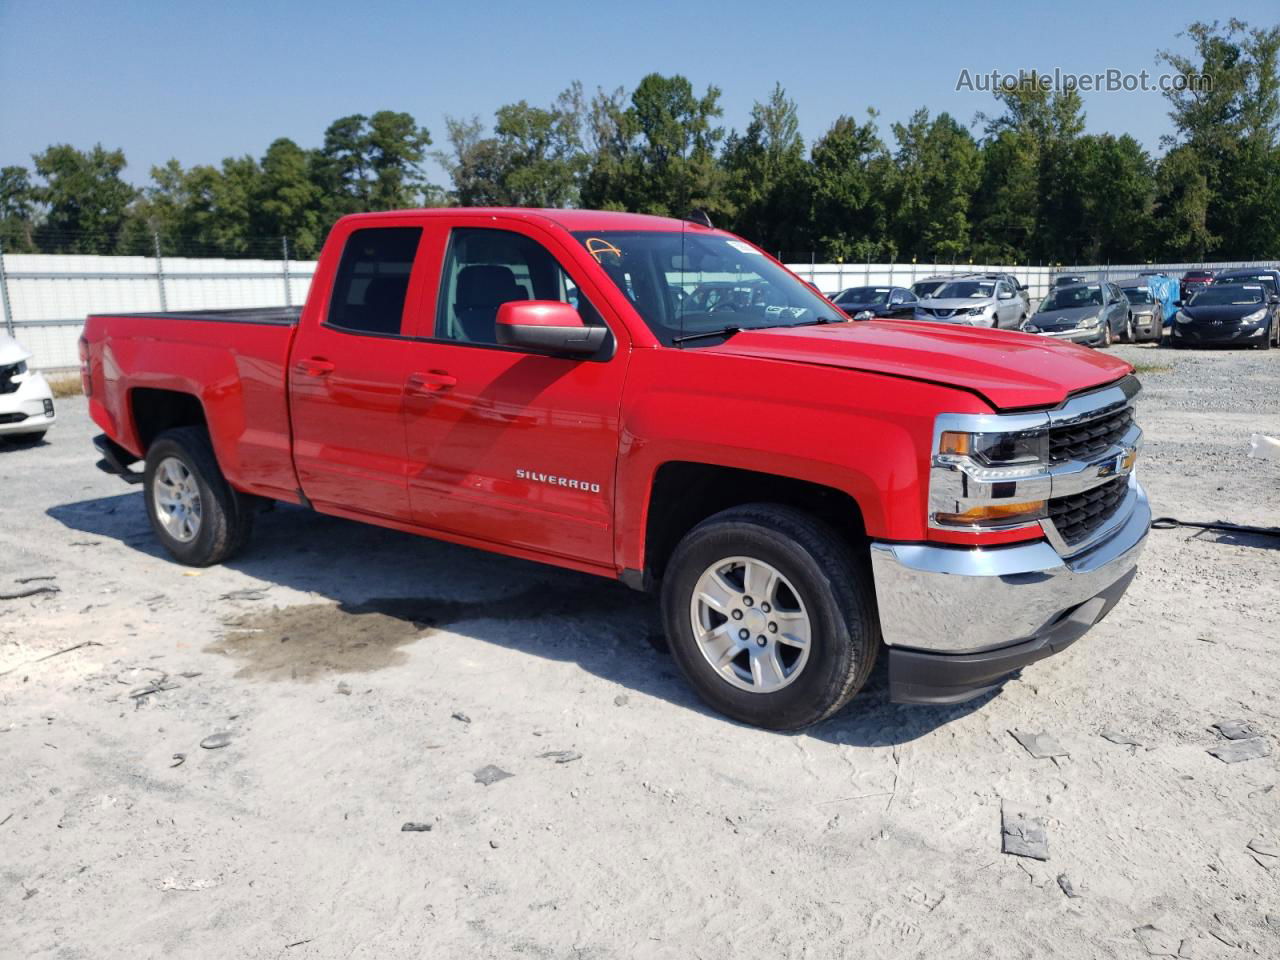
(660, 504, 879, 730)
(144, 426, 254, 566)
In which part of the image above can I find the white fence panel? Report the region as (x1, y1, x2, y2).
(4, 251, 1279, 371)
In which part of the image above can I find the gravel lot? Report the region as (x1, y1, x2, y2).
(3, 342, 1278, 959)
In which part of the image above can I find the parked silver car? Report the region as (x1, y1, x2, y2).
(1023, 282, 1131, 348)
(913, 277, 1026, 329)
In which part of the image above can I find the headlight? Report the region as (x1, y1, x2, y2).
(1075, 315, 1099, 329)
(938, 429, 1049, 477)
(965, 305, 990, 317)
(1023, 324, 1041, 333)
(1175, 310, 1192, 324)
(1241, 308, 1266, 323)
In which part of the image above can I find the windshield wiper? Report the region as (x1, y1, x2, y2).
(672, 325, 741, 345)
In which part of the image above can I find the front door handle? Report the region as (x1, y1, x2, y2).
(294, 357, 335, 377)
(406, 370, 457, 395)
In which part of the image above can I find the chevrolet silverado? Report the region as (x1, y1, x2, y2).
(82, 209, 1149, 729)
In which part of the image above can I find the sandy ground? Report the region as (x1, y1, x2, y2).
(2, 342, 1278, 959)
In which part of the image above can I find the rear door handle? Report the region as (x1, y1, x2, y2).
(294, 357, 335, 377)
(407, 370, 457, 395)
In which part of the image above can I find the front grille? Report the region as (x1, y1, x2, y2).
(1048, 476, 1129, 547)
(1048, 407, 1133, 463)
(0, 363, 20, 395)
(926, 308, 956, 319)
(0, 412, 27, 424)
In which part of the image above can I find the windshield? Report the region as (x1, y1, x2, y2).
(1054, 276, 1085, 287)
(1120, 287, 1154, 304)
(1041, 285, 1104, 311)
(912, 280, 947, 297)
(1213, 275, 1276, 294)
(835, 286, 891, 305)
(1189, 285, 1265, 306)
(573, 231, 836, 345)
(933, 280, 994, 299)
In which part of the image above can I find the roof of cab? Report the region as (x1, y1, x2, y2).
(340, 207, 713, 233)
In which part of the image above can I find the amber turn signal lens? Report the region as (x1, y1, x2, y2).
(938, 431, 971, 456)
(934, 500, 1046, 527)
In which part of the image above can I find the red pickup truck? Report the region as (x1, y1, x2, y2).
(82, 209, 1149, 729)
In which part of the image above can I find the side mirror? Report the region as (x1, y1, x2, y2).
(496, 301, 610, 357)
(998, 290, 1014, 300)
(1270, 296, 1280, 305)
(853, 310, 875, 322)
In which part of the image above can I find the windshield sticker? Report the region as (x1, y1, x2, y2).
(585, 237, 623, 264)
(725, 240, 762, 256)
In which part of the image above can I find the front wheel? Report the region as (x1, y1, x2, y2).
(144, 426, 254, 566)
(1124, 314, 1135, 343)
(1102, 321, 1113, 348)
(660, 504, 879, 730)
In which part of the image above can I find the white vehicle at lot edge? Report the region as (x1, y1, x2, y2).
(0, 335, 56, 442)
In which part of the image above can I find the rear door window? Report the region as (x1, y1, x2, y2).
(327, 227, 422, 336)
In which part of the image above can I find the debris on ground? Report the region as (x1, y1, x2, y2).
(614, 695, 629, 707)
(1133, 922, 1181, 957)
(400, 822, 432, 832)
(157, 876, 222, 892)
(474, 764, 513, 786)
(219, 588, 269, 601)
(1001, 809, 1049, 861)
(451, 711, 471, 724)
(1009, 730, 1069, 759)
(1247, 837, 1278, 871)
(200, 733, 232, 750)
(1056, 873, 1080, 898)
(1213, 719, 1264, 740)
(0, 584, 60, 601)
(489, 839, 500, 849)
(170, 754, 186, 768)
(1100, 729, 1143, 747)
(538, 750, 582, 764)
(129, 677, 180, 700)
(1207, 738, 1271, 763)
(336, 681, 352, 695)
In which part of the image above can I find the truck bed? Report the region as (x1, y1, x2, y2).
(103, 307, 302, 326)
(83, 306, 302, 502)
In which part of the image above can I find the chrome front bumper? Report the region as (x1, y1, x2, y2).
(869, 480, 1149, 702)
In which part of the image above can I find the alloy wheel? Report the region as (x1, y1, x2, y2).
(152, 456, 203, 543)
(689, 556, 811, 693)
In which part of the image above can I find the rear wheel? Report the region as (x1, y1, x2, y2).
(660, 504, 879, 730)
(144, 426, 254, 566)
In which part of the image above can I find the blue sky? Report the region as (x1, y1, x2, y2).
(2, 0, 1276, 188)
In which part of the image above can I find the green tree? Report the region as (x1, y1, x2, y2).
(723, 84, 810, 253)
(1151, 145, 1215, 259)
(888, 109, 982, 259)
(0, 166, 37, 252)
(581, 74, 728, 220)
(316, 111, 433, 219)
(1159, 19, 1280, 257)
(257, 138, 326, 256)
(439, 85, 587, 207)
(1074, 134, 1156, 262)
(31, 144, 137, 254)
(806, 112, 895, 262)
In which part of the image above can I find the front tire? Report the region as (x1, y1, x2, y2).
(660, 504, 879, 730)
(1102, 321, 1113, 348)
(144, 426, 254, 566)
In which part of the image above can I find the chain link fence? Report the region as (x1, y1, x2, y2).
(3, 234, 1278, 371)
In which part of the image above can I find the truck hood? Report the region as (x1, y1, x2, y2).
(706, 320, 1131, 411)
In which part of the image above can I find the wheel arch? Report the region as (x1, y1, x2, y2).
(631, 461, 868, 591)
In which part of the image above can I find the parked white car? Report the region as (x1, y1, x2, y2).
(0, 335, 56, 442)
